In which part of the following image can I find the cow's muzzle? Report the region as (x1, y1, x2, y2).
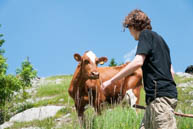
(90, 71, 99, 79)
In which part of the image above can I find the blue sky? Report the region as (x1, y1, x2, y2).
(0, 0, 193, 77)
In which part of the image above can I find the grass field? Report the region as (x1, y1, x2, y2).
(6, 74, 193, 129)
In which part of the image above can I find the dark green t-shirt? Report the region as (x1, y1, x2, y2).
(136, 29, 178, 105)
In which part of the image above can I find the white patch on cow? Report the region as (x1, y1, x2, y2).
(125, 89, 137, 108)
(86, 51, 97, 63)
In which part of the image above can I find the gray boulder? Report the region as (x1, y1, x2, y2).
(185, 65, 193, 74)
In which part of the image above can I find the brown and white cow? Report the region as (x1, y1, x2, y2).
(68, 51, 142, 121)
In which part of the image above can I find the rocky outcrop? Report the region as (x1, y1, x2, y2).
(0, 105, 65, 129)
(176, 72, 193, 78)
(10, 106, 65, 122)
(185, 65, 193, 74)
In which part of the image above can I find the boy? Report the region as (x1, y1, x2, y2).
(102, 9, 178, 129)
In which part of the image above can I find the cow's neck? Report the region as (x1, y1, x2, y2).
(73, 64, 88, 89)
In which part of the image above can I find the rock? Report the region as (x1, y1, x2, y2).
(21, 127, 41, 129)
(36, 77, 46, 86)
(55, 113, 71, 128)
(185, 100, 193, 103)
(31, 77, 41, 87)
(185, 65, 193, 74)
(177, 81, 193, 88)
(0, 121, 13, 129)
(177, 83, 189, 88)
(55, 79, 63, 84)
(34, 78, 64, 86)
(55, 113, 71, 122)
(25, 87, 38, 95)
(26, 96, 56, 104)
(189, 91, 193, 96)
(176, 72, 193, 78)
(10, 106, 65, 122)
(59, 99, 64, 102)
(177, 109, 183, 114)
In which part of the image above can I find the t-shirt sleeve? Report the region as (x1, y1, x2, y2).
(168, 47, 172, 65)
(136, 31, 152, 56)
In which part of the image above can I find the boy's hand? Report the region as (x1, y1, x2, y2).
(101, 79, 113, 90)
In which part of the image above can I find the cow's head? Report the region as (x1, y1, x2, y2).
(74, 51, 108, 79)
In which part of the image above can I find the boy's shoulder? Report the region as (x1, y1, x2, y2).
(139, 29, 153, 39)
(141, 29, 160, 38)
(142, 29, 155, 34)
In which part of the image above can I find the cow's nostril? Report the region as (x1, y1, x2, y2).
(91, 72, 99, 76)
(96, 72, 99, 76)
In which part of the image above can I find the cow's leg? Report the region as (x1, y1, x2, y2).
(75, 103, 85, 126)
(123, 75, 142, 106)
(88, 87, 104, 115)
(92, 96, 101, 115)
(95, 102, 102, 115)
(125, 89, 137, 108)
(94, 92, 105, 115)
(133, 86, 141, 105)
(132, 86, 142, 114)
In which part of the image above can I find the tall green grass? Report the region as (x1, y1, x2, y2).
(86, 106, 144, 129)
(7, 74, 193, 129)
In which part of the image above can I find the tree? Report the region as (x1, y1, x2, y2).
(0, 75, 21, 123)
(109, 58, 117, 67)
(16, 57, 37, 98)
(0, 25, 22, 123)
(0, 27, 7, 75)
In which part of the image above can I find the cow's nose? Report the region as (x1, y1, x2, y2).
(91, 71, 99, 77)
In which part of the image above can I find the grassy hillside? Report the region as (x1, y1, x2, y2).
(6, 74, 193, 129)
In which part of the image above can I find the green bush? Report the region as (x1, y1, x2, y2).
(16, 57, 37, 98)
(0, 75, 22, 123)
(0, 26, 23, 123)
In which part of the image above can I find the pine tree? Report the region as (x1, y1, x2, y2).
(109, 58, 117, 67)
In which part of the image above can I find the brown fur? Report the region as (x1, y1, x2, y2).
(68, 52, 142, 120)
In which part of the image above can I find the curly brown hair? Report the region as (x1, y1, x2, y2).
(123, 9, 152, 31)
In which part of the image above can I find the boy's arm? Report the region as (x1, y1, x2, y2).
(170, 64, 175, 80)
(102, 54, 146, 89)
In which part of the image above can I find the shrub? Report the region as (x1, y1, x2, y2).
(0, 75, 22, 123)
(16, 57, 37, 98)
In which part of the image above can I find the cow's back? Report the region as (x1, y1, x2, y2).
(97, 63, 142, 103)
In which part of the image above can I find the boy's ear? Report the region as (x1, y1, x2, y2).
(74, 53, 82, 62)
(97, 57, 108, 65)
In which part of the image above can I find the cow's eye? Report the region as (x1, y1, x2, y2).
(96, 61, 99, 65)
(84, 60, 89, 64)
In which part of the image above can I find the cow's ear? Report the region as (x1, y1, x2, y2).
(97, 57, 108, 65)
(74, 53, 82, 62)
